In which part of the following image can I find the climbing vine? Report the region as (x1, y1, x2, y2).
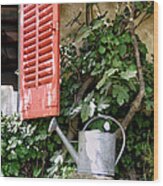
(59, 1, 154, 180)
(1, 2, 154, 180)
(60, 1, 154, 137)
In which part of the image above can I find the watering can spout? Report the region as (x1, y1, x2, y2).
(48, 117, 79, 165)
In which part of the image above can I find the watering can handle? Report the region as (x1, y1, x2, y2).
(82, 114, 126, 166)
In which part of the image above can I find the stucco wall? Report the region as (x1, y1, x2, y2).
(60, 3, 154, 62)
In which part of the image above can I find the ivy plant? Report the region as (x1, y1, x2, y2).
(1, 1, 154, 180)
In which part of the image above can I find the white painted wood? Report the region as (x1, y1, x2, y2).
(1, 85, 18, 115)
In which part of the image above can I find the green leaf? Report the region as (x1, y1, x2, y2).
(96, 74, 106, 90)
(84, 91, 94, 102)
(145, 100, 153, 111)
(81, 104, 90, 122)
(112, 85, 129, 106)
(96, 68, 118, 90)
(118, 44, 127, 57)
(98, 45, 106, 54)
(97, 97, 110, 112)
(100, 82, 112, 95)
(30, 150, 37, 159)
(120, 70, 137, 81)
(76, 26, 91, 42)
(33, 167, 42, 177)
(114, 38, 120, 46)
(121, 32, 132, 43)
(96, 74, 107, 90)
(135, 2, 144, 10)
(92, 19, 104, 30)
(128, 80, 137, 92)
(8, 162, 20, 176)
(7, 150, 17, 160)
(129, 64, 137, 71)
(89, 101, 96, 117)
(147, 5, 154, 14)
(139, 43, 148, 54)
(106, 68, 119, 77)
(16, 146, 28, 159)
(100, 36, 107, 44)
(89, 119, 105, 131)
(146, 86, 153, 94)
(112, 58, 122, 68)
(81, 100, 96, 121)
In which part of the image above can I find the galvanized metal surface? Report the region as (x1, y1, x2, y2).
(48, 118, 79, 164)
(20, 4, 60, 119)
(78, 130, 116, 176)
(83, 114, 126, 166)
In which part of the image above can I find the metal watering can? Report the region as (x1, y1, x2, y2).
(49, 115, 125, 176)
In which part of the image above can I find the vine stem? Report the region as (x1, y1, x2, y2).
(116, 3, 145, 138)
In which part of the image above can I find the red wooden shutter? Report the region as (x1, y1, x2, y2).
(20, 4, 60, 119)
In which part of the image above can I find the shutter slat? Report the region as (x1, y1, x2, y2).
(24, 30, 36, 41)
(39, 23, 51, 33)
(24, 8, 36, 21)
(38, 75, 53, 85)
(24, 73, 36, 82)
(39, 6, 53, 19)
(39, 45, 52, 56)
(38, 61, 52, 70)
(24, 66, 36, 75)
(38, 68, 53, 78)
(24, 24, 36, 35)
(39, 53, 52, 63)
(39, 14, 53, 27)
(23, 59, 36, 68)
(24, 4, 36, 14)
(24, 52, 36, 61)
(24, 16, 36, 28)
(38, 4, 51, 12)
(24, 37, 36, 48)
(39, 37, 52, 48)
(24, 44, 36, 54)
(38, 30, 52, 41)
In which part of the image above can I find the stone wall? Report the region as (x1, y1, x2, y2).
(60, 2, 154, 62)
